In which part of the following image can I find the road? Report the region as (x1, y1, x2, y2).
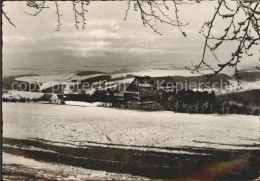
(2, 137, 260, 180)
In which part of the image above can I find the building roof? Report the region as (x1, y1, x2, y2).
(126, 76, 176, 91)
(40, 94, 58, 101)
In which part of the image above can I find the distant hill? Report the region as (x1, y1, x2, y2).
(2, 74, 38, 90)
(111, 74, 135, 81)
(76, 71, 108, 76)
(233, 71, 260, 82)
(171, 73, 233, 88)
(216, 89, 260, 106)
(111, 68, 132, 74)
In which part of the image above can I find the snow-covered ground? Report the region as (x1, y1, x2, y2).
(3, 103, 259, 151)
(2, 102, 259, 180)
(110, 67, 254, 80)
(65, 101, 104, 107)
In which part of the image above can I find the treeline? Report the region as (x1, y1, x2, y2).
(158, 89, 217, 114)
(93, 89, 259, 115)
(3, 89, 259, 116)
(2, 97, 41, 102)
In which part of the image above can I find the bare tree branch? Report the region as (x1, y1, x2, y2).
(172, 0, 187, 37)
(55, 1, 62, 31)
(186, 0, 260, 84)
(80, 0, 90, 29)
(2, 4, 16, 27)
(124, 0, 131, 21)
(125, 0, 188, 35)
(25, 1, 48, 16)
(72, 1, 79, 29)
(72, 0, 90, 30)
(3, 0, 259, 82)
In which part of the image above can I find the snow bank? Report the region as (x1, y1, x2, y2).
(65, 101, 103, 107)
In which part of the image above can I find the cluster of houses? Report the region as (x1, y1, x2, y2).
(3, 74, 177, 104)
(2, 91, 63, 104)
(2, 74, 258, 115)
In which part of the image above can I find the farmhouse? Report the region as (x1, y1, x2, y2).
(124, 76, 176, 103)
(126, 76, 176, 91)
(40, 93, 60, 104)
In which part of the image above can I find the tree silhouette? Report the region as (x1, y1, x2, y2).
(186, 0, 260, 84)
(124, 0, 189, 36)
(2, 0, 260, 81)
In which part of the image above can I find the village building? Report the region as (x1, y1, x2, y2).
(126, 76, 176, 91)
(39, 93, 60, 104)
(124, 76, 176, 103)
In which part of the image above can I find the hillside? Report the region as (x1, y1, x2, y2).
(171, 73, 232, 88)
(234, 71, 260, 82)
(76, 71, 108, 76)
(216, 89, 260, 106)
(2, 74, 38, 90)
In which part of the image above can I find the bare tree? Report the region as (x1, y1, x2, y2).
(124, 0, 189, 36)
(4, 0, 90, 31)
(186, 0, 260, 84)
(2, 0, 260, 81)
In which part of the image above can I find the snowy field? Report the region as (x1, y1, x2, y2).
(3, 102, 259, 150)
(2, 102, 260, 180)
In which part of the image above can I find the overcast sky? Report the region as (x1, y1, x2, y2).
(2, 1, 259, 76)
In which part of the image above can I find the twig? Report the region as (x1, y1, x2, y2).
(55, 1, 62, 31)
(2, 4, 16, 27)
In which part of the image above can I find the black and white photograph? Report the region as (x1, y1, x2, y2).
(1, 0, 260, 180)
